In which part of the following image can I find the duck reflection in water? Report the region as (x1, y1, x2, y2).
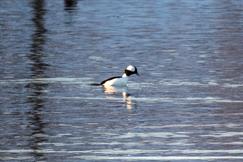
(103, 86, 135, 110)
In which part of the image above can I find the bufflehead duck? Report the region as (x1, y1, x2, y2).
(96, 65, 139, 87)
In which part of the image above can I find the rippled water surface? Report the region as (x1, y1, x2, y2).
(1, 0, 243, 161)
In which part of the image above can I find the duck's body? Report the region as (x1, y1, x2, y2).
(100, 65, 138, 87)
(101, 74, 128, 87)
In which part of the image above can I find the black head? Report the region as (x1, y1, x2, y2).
(124, 65, 139, 76)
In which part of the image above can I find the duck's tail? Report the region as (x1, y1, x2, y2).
(90, 83, 101, 86)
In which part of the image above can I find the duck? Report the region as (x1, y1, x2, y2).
(93, 65, 139, 87)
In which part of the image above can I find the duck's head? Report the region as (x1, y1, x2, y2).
(124, 65, 139, 76)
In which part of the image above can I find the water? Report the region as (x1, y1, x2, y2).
(1, 0, 243, 161)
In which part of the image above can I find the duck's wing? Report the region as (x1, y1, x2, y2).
(100, 76, 121, 85)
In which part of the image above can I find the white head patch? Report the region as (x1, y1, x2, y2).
(126, 65, 135, 72)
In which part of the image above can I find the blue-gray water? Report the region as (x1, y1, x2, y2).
(1, 0, 243, 161)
